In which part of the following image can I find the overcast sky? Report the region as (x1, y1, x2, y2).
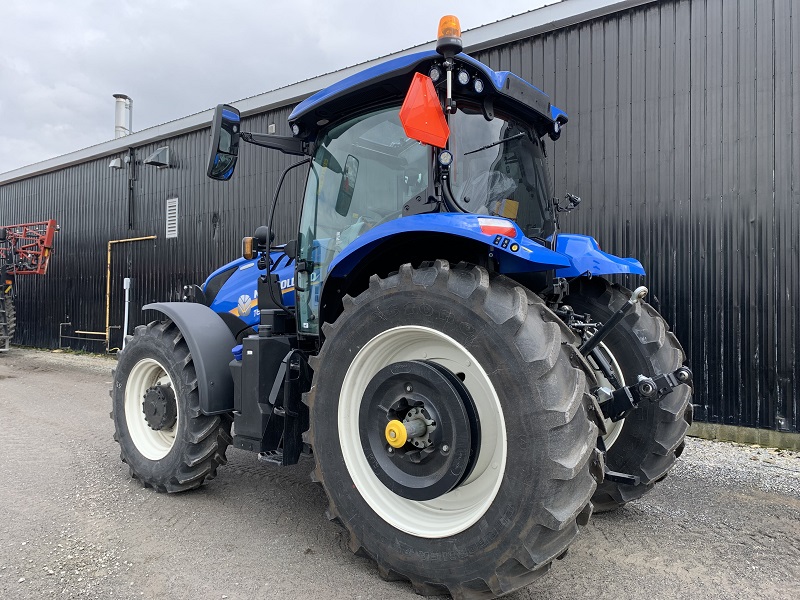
(0, 0, 561, 175)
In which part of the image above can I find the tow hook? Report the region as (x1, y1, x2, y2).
(595, 366, 693, 423)
(579, 286, 648, 355)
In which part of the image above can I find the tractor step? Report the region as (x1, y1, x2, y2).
(258, 450, 284, 466)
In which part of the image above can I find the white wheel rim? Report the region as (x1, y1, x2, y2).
(589, 342, 626, 448)
(124, 358, 179, 460)
(338, 326, 507, 538)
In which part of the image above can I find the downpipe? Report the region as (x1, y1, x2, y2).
(122, 277, 132, 349)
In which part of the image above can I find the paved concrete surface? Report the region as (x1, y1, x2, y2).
(0, 348, 798, 600)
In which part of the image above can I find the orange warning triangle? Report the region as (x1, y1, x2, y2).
(399, 72, 450, 148)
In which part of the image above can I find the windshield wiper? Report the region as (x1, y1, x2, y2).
(463, 132, 526, 156)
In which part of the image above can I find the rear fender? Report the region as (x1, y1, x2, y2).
(554, 234, 645, 277)
(143, 302, 236, 415)
(327, 213, 570, 279)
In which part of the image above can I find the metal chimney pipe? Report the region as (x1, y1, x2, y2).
(113, 94, 133, 138)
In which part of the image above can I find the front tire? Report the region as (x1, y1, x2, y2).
(564, 278, 693, 512)
(306, 261, 601, 598)
(111, 320, 232, 492)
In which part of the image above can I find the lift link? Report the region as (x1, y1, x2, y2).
(595, 366, 693, 423)
(579, 285, 648, 355)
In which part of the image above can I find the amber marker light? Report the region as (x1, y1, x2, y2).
(438, 15, 461, 39)
(242, 236, 255, 260)
(436, 15, 463, 57)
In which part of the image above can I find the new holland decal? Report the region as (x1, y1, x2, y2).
(237, 294, 253, 317)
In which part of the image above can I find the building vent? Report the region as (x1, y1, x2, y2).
(166, 197, 178, 239)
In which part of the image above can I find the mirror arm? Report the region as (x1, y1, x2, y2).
(240, 131, 309, 156)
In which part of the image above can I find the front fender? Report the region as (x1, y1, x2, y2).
(143, 302, 236, 415)
(554, 234, 645, 277)
(327, 213, 570, 278)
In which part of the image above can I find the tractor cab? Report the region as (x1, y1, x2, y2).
(292, 92, 558, 333)
(207, 18, 573, 336)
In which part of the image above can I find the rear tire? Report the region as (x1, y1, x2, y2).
(564, 278, 692, 512)
(306, 261, 601, 598)
(111, 320, 232, 492)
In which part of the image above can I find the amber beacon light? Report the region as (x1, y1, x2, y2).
(436, 15, 462, 57)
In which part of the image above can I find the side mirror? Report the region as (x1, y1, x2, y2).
(206, 104, 241, 181)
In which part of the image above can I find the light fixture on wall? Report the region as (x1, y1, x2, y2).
(144, 146, 171, 168)
(108, 157, 122, 169)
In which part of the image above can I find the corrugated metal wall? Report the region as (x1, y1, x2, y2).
(1, 0, 798, 433)
(470, 0, 799, 432)
(0, 106, 305, 351)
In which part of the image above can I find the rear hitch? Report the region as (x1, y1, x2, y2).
(596, 366, 693, 423)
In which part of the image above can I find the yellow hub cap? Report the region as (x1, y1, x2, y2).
(385, 420, 408, 448)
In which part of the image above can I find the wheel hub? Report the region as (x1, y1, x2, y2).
(358, 360, 480, 501)
(142, 383, 177, 431)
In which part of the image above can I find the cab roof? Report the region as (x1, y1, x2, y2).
(288, 50, 567, 141)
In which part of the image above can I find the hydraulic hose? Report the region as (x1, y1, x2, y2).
(266, 158, 311, 317)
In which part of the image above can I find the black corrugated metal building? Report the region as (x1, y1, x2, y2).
(2, 0, 799, 439)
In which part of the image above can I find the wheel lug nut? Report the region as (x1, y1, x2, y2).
(442, 444, 450, 453)
(405, 384, 413, 392)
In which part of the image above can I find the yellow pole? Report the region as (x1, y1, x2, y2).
(105, 236, 156, 350)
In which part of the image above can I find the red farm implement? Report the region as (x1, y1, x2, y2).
(0, 219, 59, 351)
(0, 219, 59, 276)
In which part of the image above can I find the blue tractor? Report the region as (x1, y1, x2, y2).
(111, 16, 692, 599)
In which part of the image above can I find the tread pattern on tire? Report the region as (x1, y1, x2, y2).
(568, 280, 692, 513)
(110, 320, 232, 493)
(1, 294, 15, 344)
(304, 261, 602, 599)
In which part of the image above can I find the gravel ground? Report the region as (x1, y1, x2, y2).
(0, 348, 798, 600)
